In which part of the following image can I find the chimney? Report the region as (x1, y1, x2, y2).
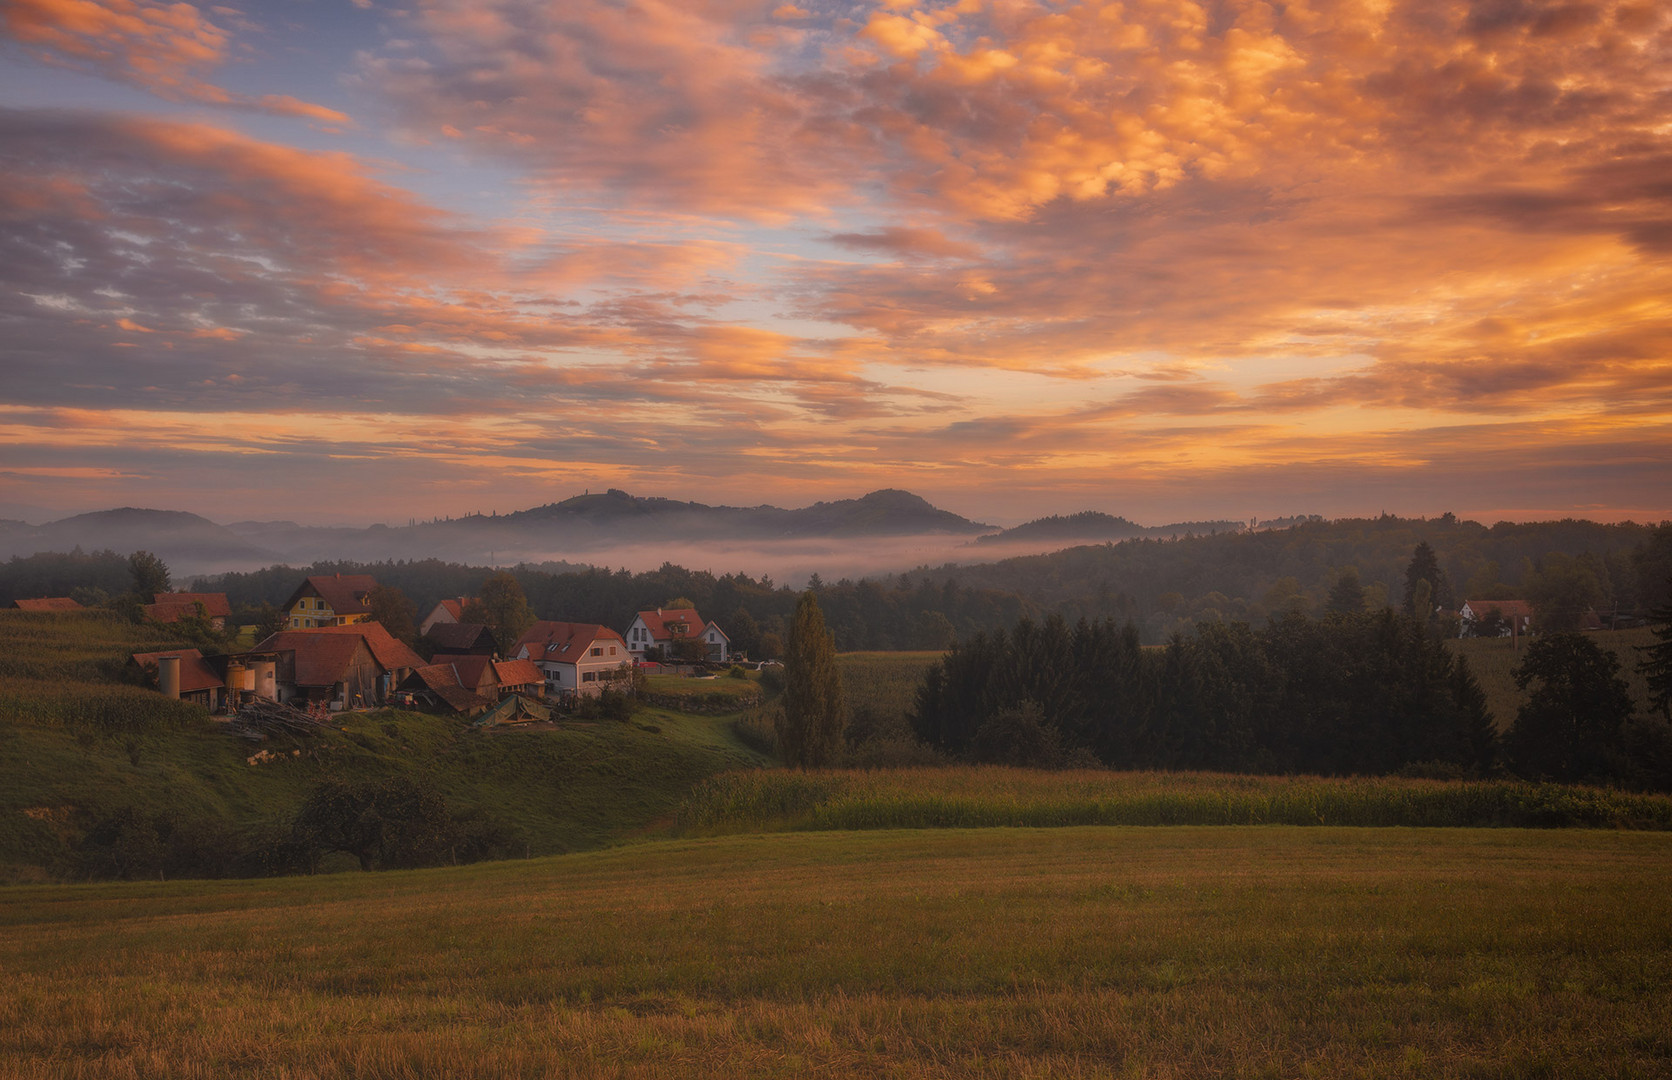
(158, 655, 180, 699)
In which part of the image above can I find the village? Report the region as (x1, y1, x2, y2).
(17, 574, 740, 723)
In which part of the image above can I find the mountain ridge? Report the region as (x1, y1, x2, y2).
(0, 490, 997, 574)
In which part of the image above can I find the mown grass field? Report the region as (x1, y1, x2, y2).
(3, 827, 1670, 1078)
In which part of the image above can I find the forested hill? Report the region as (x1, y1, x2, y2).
(922, 514, 1669, 643)
(974, 510, 1246, 545)
(9, 514, 1668, 651)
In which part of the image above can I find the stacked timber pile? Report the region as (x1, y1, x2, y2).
(228, 699, 331, 741)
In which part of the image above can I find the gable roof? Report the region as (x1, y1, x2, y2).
(439, 598, 466, 621)
(406, 663, 494, 713)
(144, 592, 232, 623)
(431, 653, 496, 689)
(425, 622, 497, 652)
(1463, 599, 1532, 619)
(635, 608, 703, 642)
(131, 648, 224, 694)
(701, 620, 729, 642)
(515, 621, 626, 663)
(493, 658, 544, 687)
(304, 622, 425, 671)
(14, 597, 82, 611)
(252, 630, 374, 687)
(285, 573, 377, 616)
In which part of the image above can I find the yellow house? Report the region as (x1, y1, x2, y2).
(282, 573, 377, 629)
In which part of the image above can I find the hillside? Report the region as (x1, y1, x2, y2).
(975, 510, 1244, 545)
(0, 610, 765, 883)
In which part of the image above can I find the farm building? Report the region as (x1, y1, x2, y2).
(144, 592, 232, 630)
(130, 649, 227, 710)
(14, 597, 82, 611)
(423, 621, 497, 655)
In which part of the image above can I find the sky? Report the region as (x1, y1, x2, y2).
(1, 0, 1668, 528)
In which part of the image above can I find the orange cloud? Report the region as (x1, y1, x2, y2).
(2, 0, 350, 122)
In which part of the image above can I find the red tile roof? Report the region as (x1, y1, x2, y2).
(493, 659, 544, 688)
(432, 653, 496, 690)
(407, 663, 493, 713)
(515, 621, 625, 662)
(305, 622, 425, 672)
(152, 592, 232, 618)
(440, 599, 465, 620)
(1464, 599, 1532, 619)
(14, 597, 82, 611)
(253, 630, 373, 688)
(131, 648, 224, 694)
(285, 574, 377, 617)
(635, 608, 703, 642)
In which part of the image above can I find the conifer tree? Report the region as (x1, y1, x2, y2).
(1403, 542, 1452, 616)
(777, 591, 845, 767)
(1326, 568, 1366, 615)
(1640, 588, 1672, 720)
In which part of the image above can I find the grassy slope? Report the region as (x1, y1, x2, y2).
(3, 828, 1670, 1078)
(0, 612, 765, 881)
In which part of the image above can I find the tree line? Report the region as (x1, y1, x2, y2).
(909, 606, 1672, 789)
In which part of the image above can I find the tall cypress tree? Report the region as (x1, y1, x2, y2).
(1639, 588, 1672, 720)
(778, 591, 845, 767)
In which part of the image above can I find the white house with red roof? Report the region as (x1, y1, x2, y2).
(513, 621, 630, 698)
(418, 596, 472, 636)
(625, 607, 729, 662)
(1459, 599, 1533, 638)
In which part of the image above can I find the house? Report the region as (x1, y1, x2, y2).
(418, 596, 472, 636)
(422, 622, 497, 656)
(130, 649, 226, 710)
(625, 607, 729, 662)
(252, 623, 422, 709)
(14, 597, 82, 612)
(282, 573, 376, 629)
(513, 621, 630, 699)
(1459, 599, 1533, 638)
(143, 592, 232, 630)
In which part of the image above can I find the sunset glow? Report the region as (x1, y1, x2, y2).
(3, 0, 1668, 525)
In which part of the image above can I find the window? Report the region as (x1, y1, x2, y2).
(582, 671, 597, 683)
(591, 647, 603, 656)
(609, 646, 616, 655)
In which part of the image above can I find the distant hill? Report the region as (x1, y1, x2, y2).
(9, 490, 995, 575)
(976, 510, 1246, 545)
(0, 509, 280, 574)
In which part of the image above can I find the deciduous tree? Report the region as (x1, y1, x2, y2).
(463, 572, 535, 653)
(366, 584, 418, 645)
(128, 550, 170, 603)
(1507, 633, 1634, 783)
